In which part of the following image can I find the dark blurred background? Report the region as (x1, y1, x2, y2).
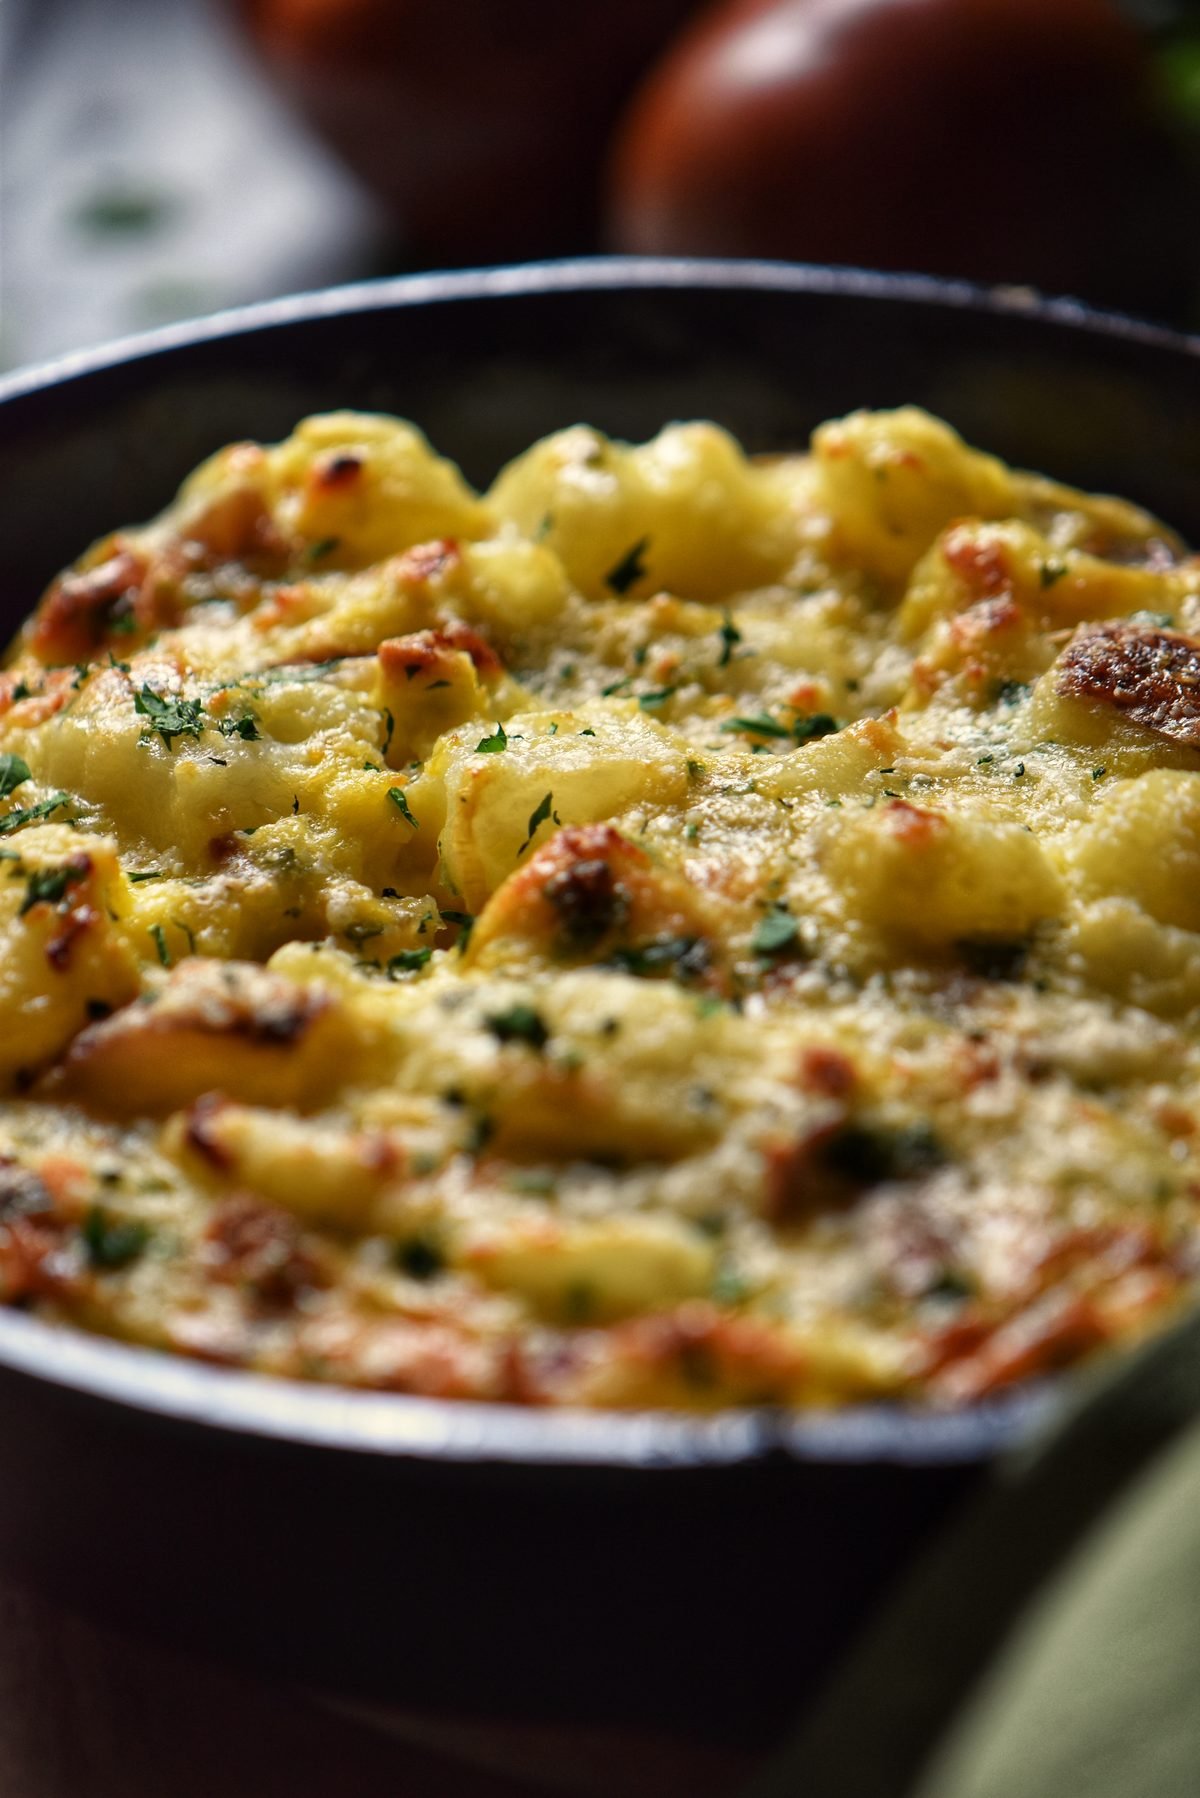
(3, 0, 1200, 372)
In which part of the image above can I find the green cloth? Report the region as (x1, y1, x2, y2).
(750, 1311, 1200, 1798)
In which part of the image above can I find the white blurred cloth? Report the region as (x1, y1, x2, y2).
(0, 0, 383, 371)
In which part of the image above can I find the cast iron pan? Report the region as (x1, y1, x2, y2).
(0, 261, 1196, 1736)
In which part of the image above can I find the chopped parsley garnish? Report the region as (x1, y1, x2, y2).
(518, 792, 559, 856)
(721, 713, 791, 740)
(149, 923, 171, 966)
(382, 708, 396, 757)
(20, 863, 84, 916)
(0, 754, 31, 799)
(388, 947, 432, 976)
(604, 535, 650, 596)
(475, 722, 508, 754)
(82, 1205, 151, 1271)
(1039, 559, 1068, 589)
(751, 910, 800, 956)
(344, 922, 383, 945)
(0, 793, 70, 837)
(440, 909, 475, 949)
(218, 713, 259, 741)
(609, 934, 709, 980)
(792, 713, 839, 743)
(128, 869, 163, 885)
(134, 684, 204, 747)
(601, 677, 632, 698)
(638, 688, 675, 710)
(717, 612, 741, 668)
(1092, 766, 1107, 781)
(486, 1004, 549, 1050)
(387, 787, 418, 828)
(307, 536, 340, 562)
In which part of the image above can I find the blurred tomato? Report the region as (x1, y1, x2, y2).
(606, 0, 1192, 315)
(233, 0, 704, 259)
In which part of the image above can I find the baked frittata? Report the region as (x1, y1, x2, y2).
(1, 405, 1198, 1407)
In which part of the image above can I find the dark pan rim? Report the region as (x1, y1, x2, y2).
(0, 255, 1176, 1473)
(0, 255, 1197, 412)
(0, 1306, 1052, 1468)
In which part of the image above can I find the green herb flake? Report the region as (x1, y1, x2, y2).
(149, 923, 171, 967)
(604, 536, 650, 596)
(1039, 559, 1069, 589)
(127, 869, 163, 885)
(486, 1004, 550, 1050)
(720, 713, 791, 741)
(0, 793, 70, 837)
(307, 536, 340, 563)
(388, 947, 433, 977)
(792, 713, 839, 743)
(20, 863, 84, 916)
(1092, 766, 1107, 781)
(638, 687, 676, 711)
(751, 910, 800, 956)
(717, 612, 742, 668)
(387, 787, 418, 829)
(518, 792, 559, 857)
(0, 754, 31, 800)
(218, 713, 259, 741)
(440, 909, 475, 950)
(134, 684, 204, 747)
(82, 1205, 151, 1271)
(475, 721, 508, 754)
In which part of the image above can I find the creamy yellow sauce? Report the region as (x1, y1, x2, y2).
(1, 405, 1198, 1407)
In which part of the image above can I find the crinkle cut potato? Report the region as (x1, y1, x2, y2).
(3, 403, 1200, 1409)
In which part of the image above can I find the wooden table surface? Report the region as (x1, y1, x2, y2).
(0, 1576, 757, 1798)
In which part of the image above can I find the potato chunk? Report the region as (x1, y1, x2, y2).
(1060, 769, 1200, 933)
(813, 407, 1014, 585)
(52, 958, 364, 1115)
(489, 422, 798, 602)
(0, 825, 139, 1087)
(824, 800, 1062, 951)
(432, 706, 689, 910)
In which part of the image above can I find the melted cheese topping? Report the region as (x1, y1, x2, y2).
(2, 405, 1199, 1408)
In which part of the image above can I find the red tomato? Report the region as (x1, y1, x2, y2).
(232, 0, 705, 259)
(606, 0, 1191, 315)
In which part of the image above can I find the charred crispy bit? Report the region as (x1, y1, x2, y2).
(0, 1160, 65, 1303)
(29, 548, 150, 663)
(401, 538, 460, 583)
(45, 904, 101, 972)
(437, 619, 502, 678)
(1057, 621, 1200, 744)
(767, 1117, 946, 1220)
(202, 1195, 326, 1307)
(544, 848, 629, 949)
(797, 1046, 858, 1101)
(377, 628, 497, 686)
(310, 451, 364, 493)
(51, 958, 361, 1115)
(543, 1301, 806, 1408)
(469, 824, 725, 990)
